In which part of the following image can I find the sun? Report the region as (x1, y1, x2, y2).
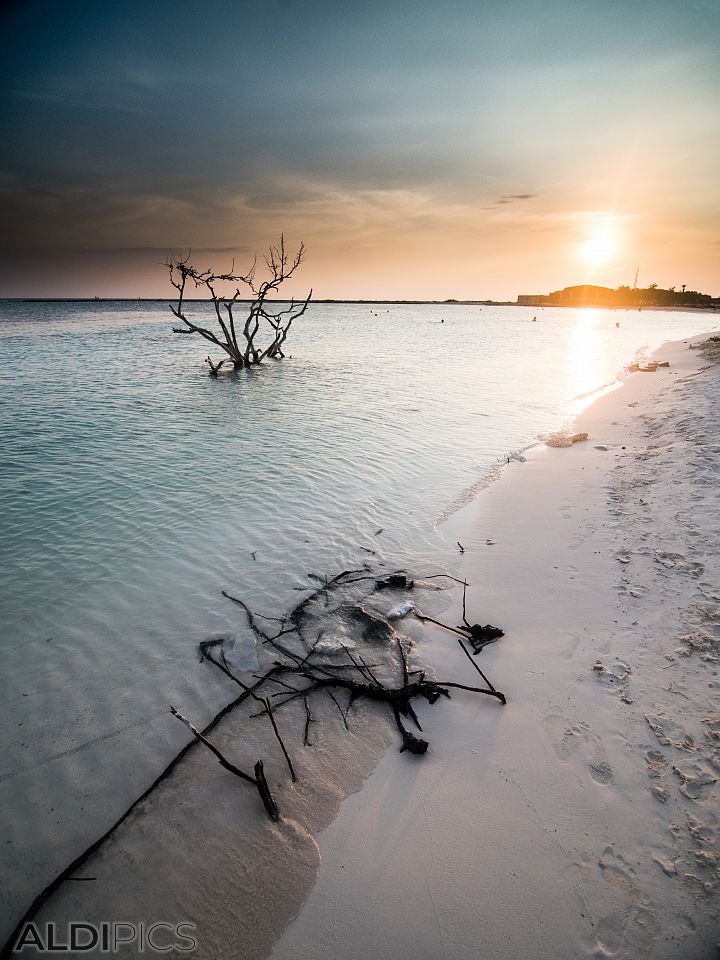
(580, 222, 618, 267)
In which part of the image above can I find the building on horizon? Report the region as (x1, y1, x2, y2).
(517, 284, 614, 307)
(516, 293, 549, 306)
(517, 284, 717, 309)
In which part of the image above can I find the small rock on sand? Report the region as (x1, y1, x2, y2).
(546, 431, 588, 448)
(653, 855, 678, 876)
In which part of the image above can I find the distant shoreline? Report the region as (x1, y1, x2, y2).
(3, 297, 504, 305)
(2, 298, 719, 312)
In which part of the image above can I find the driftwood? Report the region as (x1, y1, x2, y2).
(267, 663, 504, 755)
(0, 670, 277, 959)
(375, 573, 414, 590)
(170, 707, 280, 821)
(202, 568, 507, 761)
(205, 356, 227, 377)
(196, 637, 297, 785)
(416, 580, 504, 654)
(1, 567, 506, 958)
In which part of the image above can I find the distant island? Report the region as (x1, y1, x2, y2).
(517, 283, 719, 309)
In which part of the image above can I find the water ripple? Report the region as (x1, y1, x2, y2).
(0, 299, 717, 934)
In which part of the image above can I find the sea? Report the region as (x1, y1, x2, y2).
(0, 299, 717, 937)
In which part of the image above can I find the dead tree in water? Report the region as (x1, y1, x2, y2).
(167, 236, 311, 376)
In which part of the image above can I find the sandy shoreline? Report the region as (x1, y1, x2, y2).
(5, 332, 719, 959)
(269, 334, 720, 960)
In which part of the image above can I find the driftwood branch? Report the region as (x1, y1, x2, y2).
(2, 566, 509, 959)
(205, 356, 227, 376)
(303, 693, 313, 746)
(170, 706, 280, 821)
(207, 566, 508, 757)
(1, 669, 279, 957)
(198, 642, 296, 782)
(415, 607, 504, 655)
(262, 698, 297, 783)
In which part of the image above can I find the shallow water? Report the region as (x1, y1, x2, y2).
(0, 299, 717, 936)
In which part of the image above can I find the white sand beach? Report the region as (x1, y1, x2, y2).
(7, 332, 719, 960)
(269, 334, 720, 960)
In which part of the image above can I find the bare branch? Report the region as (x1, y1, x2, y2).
(170, 706, 280, 821)
(166, 240, 310, 374)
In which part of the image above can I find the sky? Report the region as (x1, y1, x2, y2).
(0, 0, 718, 300)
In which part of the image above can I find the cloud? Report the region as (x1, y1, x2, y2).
(91, 245, 251, 256)
(495, 193, 538, 205)
(1, 0, 718, 297)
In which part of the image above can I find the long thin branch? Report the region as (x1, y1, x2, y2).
(262, 698, 297, 782)
(170, 707, 280, 821)
(170, 707, 256, 785)
(0, 667, 278, 957)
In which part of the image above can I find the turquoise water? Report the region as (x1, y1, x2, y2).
(0, 299, 717, 934)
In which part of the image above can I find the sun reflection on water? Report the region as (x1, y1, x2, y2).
(566, 309, 623, 416)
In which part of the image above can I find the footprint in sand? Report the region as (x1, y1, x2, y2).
(671, 759, 717, 802)
(645, 748, 668, 779)
(695, 602, 720, 627)
(543, 714, 614, 785)
(614, 848, 658, 891)
(698, 583, 720, 603)
(592, 659, 631, 690)
(589, 760, 614, 784)
(687, 816, 716, 847)
(653, 551, 704, 577)
(645, 714, 698, 752)
(675, 629, 718, 657)
(701, 714, 720, 745)
(593, 846, 661, 958)
(559, 632, 583, 660)
(644, 748, 671, 801)
(615, 577, 648, 599)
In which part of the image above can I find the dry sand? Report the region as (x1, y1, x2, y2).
(269, 335, 720, 960)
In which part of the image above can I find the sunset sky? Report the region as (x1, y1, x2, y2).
(0, 0, 718, 300)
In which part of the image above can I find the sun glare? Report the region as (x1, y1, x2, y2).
(580, 222, 618, 267)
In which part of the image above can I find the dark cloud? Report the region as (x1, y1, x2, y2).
(496, 194, 537, 205)
(92, 246, 251, 256)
